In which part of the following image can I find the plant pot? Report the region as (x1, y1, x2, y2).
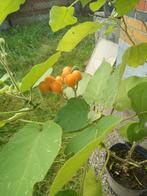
(106, 143, 147, 196)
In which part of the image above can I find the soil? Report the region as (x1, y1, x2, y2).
(107, 143, 147, 190)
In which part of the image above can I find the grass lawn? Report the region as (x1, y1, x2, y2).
(0, 18, 95, 195)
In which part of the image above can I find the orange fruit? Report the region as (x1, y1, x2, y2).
(45, 76, 55, 84)
(39, 81, 50, 93)
(62, 66, 72, 78)
(56, 76, 63, 84)
(72, 70, 82, 81)
(64, 73, 77, 87)
(50, 81, 62, 94)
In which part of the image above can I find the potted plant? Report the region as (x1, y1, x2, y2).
(0, 0, 147, 196)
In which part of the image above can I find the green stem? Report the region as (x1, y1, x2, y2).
(0, 108, 33, 115)
(99, 149, 110, 179)
(69, 0, 79, 8)
(19, 119, 44, 125)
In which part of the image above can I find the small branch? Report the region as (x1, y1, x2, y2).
(133, 172, 145, 188)
(127, 142, 137, 160)
(19, 119, 44, 125)
(99, 149, 110, 179)
(0, 108, 33, 115)
(69, 0, 79, 8)
(139, 159, 147, 165)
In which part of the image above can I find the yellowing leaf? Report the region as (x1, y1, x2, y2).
(49, 6, 77, 32)
(90, 0, 106, 12)
(0, 0, 25, 24)
(57, 22, 102, 52)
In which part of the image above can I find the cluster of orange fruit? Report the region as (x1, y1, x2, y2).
(39, 66, 82, 94)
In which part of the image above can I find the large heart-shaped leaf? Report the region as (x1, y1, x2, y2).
(55, 97, 90, 132)
(114, 76, 147, 111)
(57, 22, 102, 52)
(0, 0, 25, 25)
(83, 169, 103, 196)
(65, 125, 97, 154)
(21, 52, 61, 92)
(49, 115, 121, 196)
(128, 82, 147, 123)
(49, 6, 77, 32)
(84, 61, 112, 105)
(90, 0, 106, 12)
(127, 122, 147, 142)
(0, 121, 62, 196)
(122, 43, 147, 68)
(114, 0, 139, 16)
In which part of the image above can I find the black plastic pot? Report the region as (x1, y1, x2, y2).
(106, 143, 147, 196)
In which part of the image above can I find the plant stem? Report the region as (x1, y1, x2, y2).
(0, 108, 33, 115)
(99, 149, 110, 179)
(69, 0, 79, 8)
(122, 16, 136, 45)
(127, 142, 137, 160)
(139, 159, 147, 165)
(19, 119, 44, 125)
(0, 58, 20, 93)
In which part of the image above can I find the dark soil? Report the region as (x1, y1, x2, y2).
(107, 143, 147, 190)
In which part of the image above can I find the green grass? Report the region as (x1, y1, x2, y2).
(0, 18, 95, 195)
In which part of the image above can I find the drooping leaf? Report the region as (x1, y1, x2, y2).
(83, 169, 103, 196)
(128, 82, 147, 123)
(84, 61, 112, 105)
(0, 0, 25, 25)
(57, 22, 102, 52)
(114, 0, 139, 16)
(127, 122, 147, 142)
(0, 121, 62, 196)
(49, 6, 77, 32)
(80, 0, 92, 7)
(55, 189, 78, 196)
(49, 115, 121, 196)
(21, 52, 61, 92)
(90, 0, 106, 12)
(114, 76, 147, 111)
(65, 125, 97, 154)
(122, 43, 147, 68)
(55, 97, 90, 132)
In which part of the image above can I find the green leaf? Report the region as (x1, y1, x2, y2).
(99, 67, 120, 108)
(90, 0, 106, 12)
(57, 22, 102, 52)
(0, 120, 6, 128)
(65, 125, 97, 154)
(127, 122, 147, 142)
(114, 0, 139, 16)
(49, 115, 121, 196)
(55, 97, 90, 132)
(21, 52, 61, 92)
(0, 121, 62, 196)
(83, 169, 103, 196)
(128, 82, 147, 123)
(114, 76, 147, 111)
(84, 61, 112, 105)
(80, 0, 92, 7)
(55, 189, 78, 196)
(0, 0, 25, 25)
(119, 122, 133, 139)
(49, 6, 77, 32)
(122, 43, 147, 68)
